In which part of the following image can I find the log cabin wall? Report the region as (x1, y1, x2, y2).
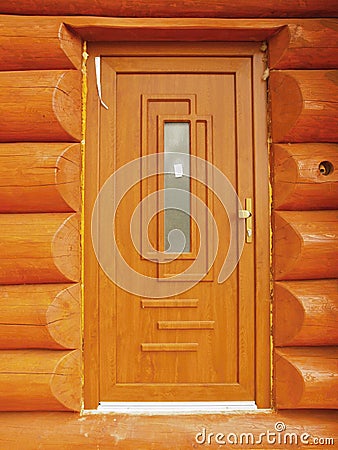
(269, 23, 338, 409)
(0, 3, 337, 448)
(0, 18, 83, 411)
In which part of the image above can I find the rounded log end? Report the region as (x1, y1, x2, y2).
(274, 211, 338, 280)
(273, 144, 298, 209)
(275, 349, 304, 408)
(47, 284, 81, 349)
(275, 348, 338, 409)
(274, 282, 304, 346)
(268, 26, 291, 69)
(0, 349, 80, 410)
(53, 71, 82, 142)
(275, 280, 338, 346)
(59, 23, 82, 70)
(274, 144, 338, 210)
(56, 143, 81, 212)
(269, 22, 338, 69)
(52, 213, 80, 282)
(270, 72, 303, 142)
(51, 349, 82, 411)
(274, 212, 302, 281)
(0, 143, 81, 213)
(0, 284, 80, 350)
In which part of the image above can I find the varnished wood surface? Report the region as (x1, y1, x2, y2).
(274, 211, 338, 280)
(269, 19, 338, 69)
(275, 347, 338, 409)
(0, 20, 81, 70)
(0, 8, 335, 425)
(83, 51, 100, 408)
(0, 410, 336, 449)
(273, 143, 338, 210)
(69, 17, 281, 41)
(0, 284, 81, 349)
(103, 55, 255, 400)
(0, 16, 323, 44)
(1, 0, 337, 17)
(60, 17, 336, 45)
(0, 213, 80, 284)
(270, 70, 338, 143)
(0, 70, 81, 142)
(0, 143, 81, 212)
(85, 42, 270, 405)
(274, 280, 338, 346)
(252, 48, 271, 409)
(0, 349, 81, 411)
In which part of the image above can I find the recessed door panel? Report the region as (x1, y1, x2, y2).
(97, 52, 256, 401)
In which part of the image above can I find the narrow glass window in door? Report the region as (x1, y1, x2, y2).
(163, 122, 191, 253)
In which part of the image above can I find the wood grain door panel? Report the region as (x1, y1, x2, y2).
(95, 45, 264, 402)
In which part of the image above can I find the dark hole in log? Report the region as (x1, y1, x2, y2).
(319, 161, 334, 176)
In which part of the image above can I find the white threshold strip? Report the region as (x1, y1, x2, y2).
(97, 401, 257, 415)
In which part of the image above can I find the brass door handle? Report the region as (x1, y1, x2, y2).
(239, 198, 253, 243)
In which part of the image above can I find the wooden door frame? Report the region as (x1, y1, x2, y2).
(84, 34, 271, 410)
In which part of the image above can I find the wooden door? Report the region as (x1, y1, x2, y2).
(89, 43, 268, 403)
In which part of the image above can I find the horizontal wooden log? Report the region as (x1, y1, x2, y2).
(274, 211, 338, 280)
(274, 280, 338, 346)
(75, 21, 280, 42)
(0, 17, 316, 44)
(47, 17, 327, 43)
(275, 347, 338, 409)
(0, 410, 336, 449)
(0, 213, 80, 284)
(0, 284, 81, 349)
(0, 20, 81, 70)
(273, 143, 338, 210)
(1, 0, 337, 17)
(270, 70, 338, 143)
(269, 20, 338, 69)
(0, 70, 81, 142)
(0, 350, 81, 411)
(0, 143, 81, 213)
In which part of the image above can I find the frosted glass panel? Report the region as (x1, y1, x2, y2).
(164, 122, 190, 253)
